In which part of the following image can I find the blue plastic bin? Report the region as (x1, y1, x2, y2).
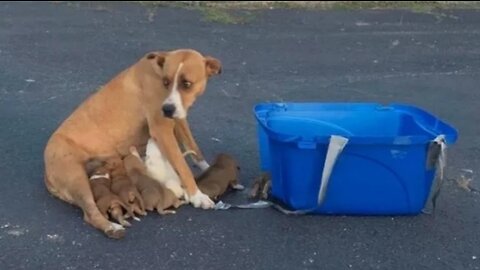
(254, 103, 458, 215)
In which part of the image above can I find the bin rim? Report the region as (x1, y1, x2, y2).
(253, 102, 458, 146)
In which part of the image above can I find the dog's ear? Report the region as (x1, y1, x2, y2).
(145, 51, 167, 68)
(205, 56, 222, 77)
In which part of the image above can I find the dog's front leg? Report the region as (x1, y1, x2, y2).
(174, 118, 210, 172)
(150, 118, 214, 209)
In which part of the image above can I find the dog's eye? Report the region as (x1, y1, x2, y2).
(182, 80, 192, 89)
(163, 78, 171, 87)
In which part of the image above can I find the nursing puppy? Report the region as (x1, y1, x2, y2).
(84, 159, 133, 227)
(124, 146, 185, 214)
(107, 157, 146, 217)
(196, 153, 244, 200)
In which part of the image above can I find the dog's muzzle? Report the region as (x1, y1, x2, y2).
(162, 104, 176, 118)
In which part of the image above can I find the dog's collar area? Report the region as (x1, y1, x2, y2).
(89, 173, 110, 181)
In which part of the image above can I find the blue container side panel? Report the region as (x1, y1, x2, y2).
(268, 142, 435, 215)
(257, 121, 271, 171)
(320, 145, 432, 214)
(281, 143, 328, 210)
(268, 139, 285, 200)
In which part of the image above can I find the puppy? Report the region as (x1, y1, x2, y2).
(84, 159, 132, 227)
(107, 157, 146, 217)
(196, 153, 244, 200)
(124, 146, 185, 215)
(249, 172, 271, 200)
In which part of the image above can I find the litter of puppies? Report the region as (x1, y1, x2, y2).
(83, 146, 252, 235)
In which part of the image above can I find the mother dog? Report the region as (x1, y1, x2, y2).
(44, 49, 222, 238)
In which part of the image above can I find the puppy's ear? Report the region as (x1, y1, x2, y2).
(205, 56, 222, 77)
(145, 51, 167, 68)
(84, 158, 106, 176)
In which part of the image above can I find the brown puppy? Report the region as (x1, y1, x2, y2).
(124, 147, 185, 214)
(106, 157, 146, 218)
(196, 153, 244, 200)
(249, 172, 271, 200)
(44, 49, 221, 238)
(84, 159, 132, 227)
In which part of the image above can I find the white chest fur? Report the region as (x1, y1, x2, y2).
(144, 138, 184, 198)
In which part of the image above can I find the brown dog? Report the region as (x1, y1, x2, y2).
(196, 153, 244, 200)
(124, 146, 185, 214)
(84, 159, 133, 227)
(44, 49, 221, 238)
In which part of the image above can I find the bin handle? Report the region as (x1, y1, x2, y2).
(317, 135, 349, 205)
(423, 134, 447, 214)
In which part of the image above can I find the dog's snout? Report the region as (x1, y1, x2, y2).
(162, 104, 176, 118)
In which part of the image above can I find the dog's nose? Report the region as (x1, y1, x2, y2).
(162, 104, 176, 118)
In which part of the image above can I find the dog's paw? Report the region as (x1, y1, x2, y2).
(104, 223, 125, 239)
(123, 213, 144, 221)
(119, 219, 132, 227)
(194, 160, 210, 172)
(132, 204, 147, 216)
(188, 190, 214, 209)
